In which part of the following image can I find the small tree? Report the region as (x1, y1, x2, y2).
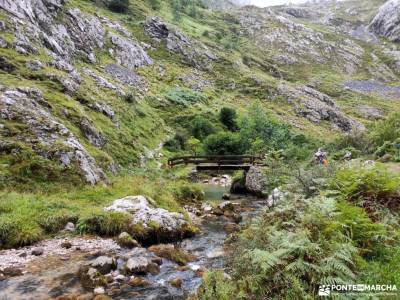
(219, 107, 237, 131)
(186, 137, 201, 155)
(108, 0, 130, 13)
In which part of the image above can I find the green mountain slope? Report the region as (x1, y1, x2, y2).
(0, 0, 399, 188)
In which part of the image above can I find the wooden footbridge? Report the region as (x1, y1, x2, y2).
(168, 155, 263, 171)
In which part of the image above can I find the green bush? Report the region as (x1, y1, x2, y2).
(330, 165, 400, 210)
(191, 116, 216, 140)
(164, 133, 187, 152)
(326, 201, 388, 258)
(165, 88, 205, 106)
(203, 132, 242, 155)
(107, 0, 129, 13)
(77, 211, 130, 236)
(374, 140, 399, 159)
(370, 112, 400, 147)
(219, 107, 238, 131)
(329, 130, 371, 154)
(239, 103, 292, 153)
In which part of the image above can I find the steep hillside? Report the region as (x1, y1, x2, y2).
(1, 0, 399, 188)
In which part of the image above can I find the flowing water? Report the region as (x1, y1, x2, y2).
(0, 184, 266, 300)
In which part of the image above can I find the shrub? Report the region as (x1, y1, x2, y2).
(330, 129, 371, 154)
(197, 271, 237, 300)
(165, 88, 205, 106)
(374, 140, 399, 158)
(203, 132, 242, 155)
(330, 165, 400, 211)
(202, 30, 210, 37)
(370, 112, 400, 147)
(219, 107, 238, 131)
(191, 116, 216, 140)
(107, 0, 129, 13)
(326, 201, 388, 258)
(164, 133, 187, 152)
(239, 103, 292, 153)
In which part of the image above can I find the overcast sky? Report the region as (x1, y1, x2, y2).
(249, 0, 309, 6)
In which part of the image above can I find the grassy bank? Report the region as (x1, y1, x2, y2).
(0, 169, 202, 249)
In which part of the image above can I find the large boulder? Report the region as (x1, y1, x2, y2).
(104, 196, 195, 243)
(370, 0, 400, 42)
(245, 166, 267, 196)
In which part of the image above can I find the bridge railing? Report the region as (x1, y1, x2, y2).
(168, 155, 264, 167)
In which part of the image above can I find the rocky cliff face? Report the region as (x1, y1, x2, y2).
(370, 0, 400, 42)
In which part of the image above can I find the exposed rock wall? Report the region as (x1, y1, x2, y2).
(278, 84, 364, 132)
(370, 0, 400, 42)
(0, 87, 105, 184)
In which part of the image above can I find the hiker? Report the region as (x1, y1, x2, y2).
(314, 148, 328, 165)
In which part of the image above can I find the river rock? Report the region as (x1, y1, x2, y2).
(125, 257, 150, 274)
(91, 256, 115, 274)
(2, 267, 23, 277)
(146, 262, 160, 275)
(93, 295, 112, 300)
(78, 266, 106, 288)
(222, 193, 230, 200)
(128, 276, 151, 287)
(151, 257, 163, 265)
(218, 201, 235, 212)
(61, 240, 72, 249)
(117, 232, 140, 248)
(93, 286, 105, 295)
(148, 244, 196, 266)
(31, 247, 44, 256)
(169, 278, 183, 288)
(104, 196, 193, 242)
(64, 222, 76, 232)
(223, 223, 239, 234)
